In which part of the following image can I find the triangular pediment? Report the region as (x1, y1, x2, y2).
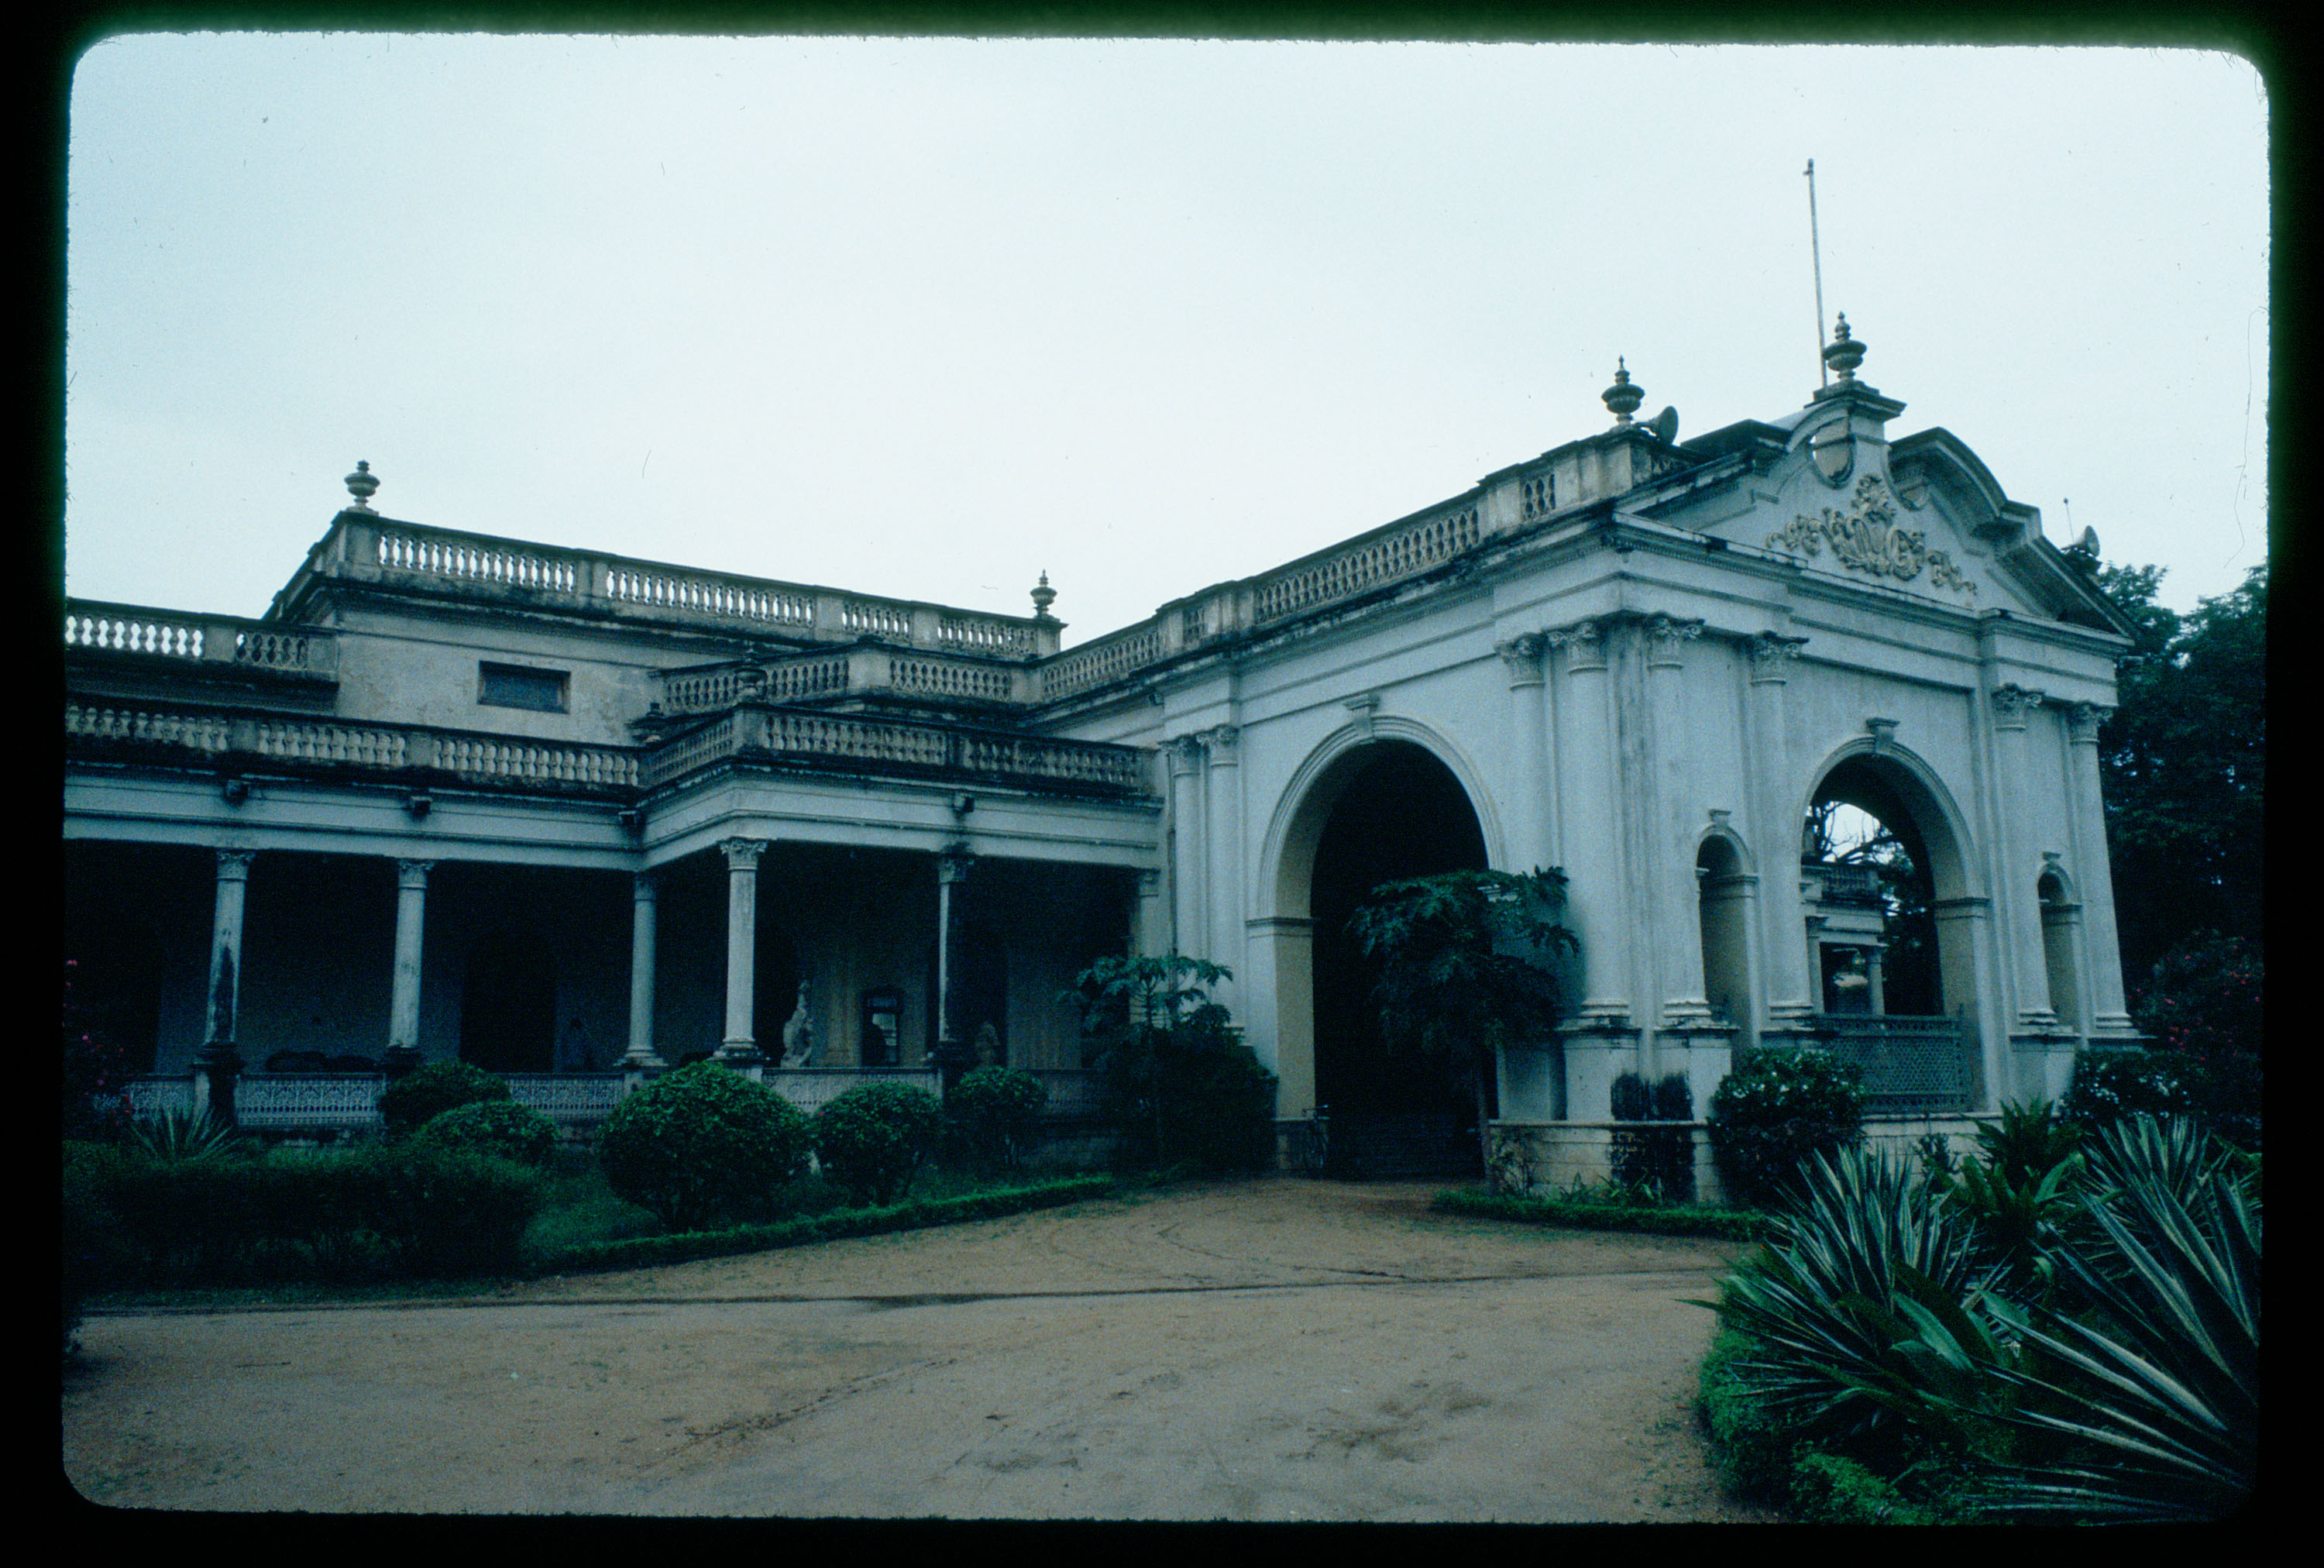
(1675, 404, 2126, 632)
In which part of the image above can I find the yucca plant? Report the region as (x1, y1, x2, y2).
(1971, 1098, 2082, 1188)
(1961, 1117, 2260, 1522)
(127, 1106, 249, 1163)
(1704, 1145, 1992, 1445)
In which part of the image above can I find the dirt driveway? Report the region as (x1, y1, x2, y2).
(64, 1178, 1766, 1522)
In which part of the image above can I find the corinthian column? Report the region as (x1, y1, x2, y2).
(2064, 703, 2137, 1036)
(382, 859, 435, 1078)
(1204, 724, 1243, 1002)
(1166, 735, 1207, 958)
(624, 872, 664, 1068)
(717, 838, 766, 1066)
(194, 849, 256, 1123)
(1496, 634, 1548, 872)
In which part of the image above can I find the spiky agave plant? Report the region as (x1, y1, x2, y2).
(1704, 1144, 1994, 1446)
(126, 1106, 249, 1163)
(1962, 1116, 2260, 1522)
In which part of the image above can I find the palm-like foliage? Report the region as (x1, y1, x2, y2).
(1707, 1146, 1992, 1442)
(127, 1106, 249, 1162)
(1707, 1114, 2260, 1524)
(1965, 1117, 2260, 1521)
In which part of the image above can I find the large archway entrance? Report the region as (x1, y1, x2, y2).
(1297, 741, 1490, 1175)
(1799, 750, 1984, 1111)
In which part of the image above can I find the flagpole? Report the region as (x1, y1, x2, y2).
(1807, 159, 1828, 386)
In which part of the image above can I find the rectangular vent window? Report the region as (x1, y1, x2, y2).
(479, 662, 569, 713)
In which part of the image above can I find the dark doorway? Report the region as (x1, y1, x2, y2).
(1806, 759, 1941, 1016)
(460, 930, 556, 1071)
(1308, 743, 1490, 1172)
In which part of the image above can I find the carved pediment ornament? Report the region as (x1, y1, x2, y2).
(1765, 474, 1976, 597)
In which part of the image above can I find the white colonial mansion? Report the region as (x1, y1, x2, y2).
(63, 323, 2142, 1181)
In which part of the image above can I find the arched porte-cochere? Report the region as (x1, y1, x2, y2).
(1270, 738, 1491, 1175)
(1795, 747, 1992, 1113)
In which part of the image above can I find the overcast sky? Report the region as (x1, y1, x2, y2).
(64, 34, 2268, 640)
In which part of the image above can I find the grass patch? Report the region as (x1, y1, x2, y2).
(1432, 1185, 1765, 1240)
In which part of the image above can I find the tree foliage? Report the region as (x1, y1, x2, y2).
(1064, 954, 1277, 1172)
(2094, 562, 2265, 982)
(1345, 868, 1576, 1165)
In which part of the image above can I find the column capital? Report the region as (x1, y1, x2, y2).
(1748, 631, 1808, 683)
(2064, 701, 2109, 744)
(395, 858, 434, 889)
(1136, 866, 1162, 894)
(1990, 683, 2045, 731)
(1165, 734, 1206, 775)
(1545, 618, 1606, 674)
(1201, 724, 1240, 759)
(1495, 632, 1546, 684)
(632, 870, 659, 902)
(1643, 614, 1704, 670)
(720, 837, 768, 870)
(215, 848, 257, 879)
(937, 847, 975, 885)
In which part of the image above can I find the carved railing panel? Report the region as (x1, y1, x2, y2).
(1809, 1014, 1976, 1115)
(66, 601, 332, 674)
(252, 718, 409, 769)
(765, 1067, 944, 1118)
(1040, 622, 1167, 701)
(937, 617, 1034, 656)
(761, 655, 851, 703)
(234, 1074, 387, 1130)
(67, 702, 235, 751)
(380, 531, 579, 593)
(643, 706, 1151, 794)
(606, 564, 813, 627)
(892, 658, 1017, 703)
(65, 607, 208, 658)
(1252, 502, 1481, 624)
(504, 1074, 629, 1120)
(436, 735, 640, 788)
(1020, 1068, 1105, 1119)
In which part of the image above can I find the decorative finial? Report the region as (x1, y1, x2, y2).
(1822, 314, 1866, 382)
(1030, 569, 1057, 621)
(1601, 358, 1643, 426)
(343, 460, 380, 512)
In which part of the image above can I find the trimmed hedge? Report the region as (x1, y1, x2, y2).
(414, 1100, 559, 1166)
(813, 1081, 944, 1206)
(1432, 1187, 1764, 1241)
(536, 1174, 1116, 1275)
(947, 1067, 1049, 1171)
(66, 1141, 545, 1284)
(1706, 1047, 1867, 1208)
(600, 1061, 813, 1232)
(378, 1061, 511, 1137)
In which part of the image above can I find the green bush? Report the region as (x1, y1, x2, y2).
(2064, 1047, 2260, 1151)
(1706, 1047, 1866, 1208)
(600, 1062, 812, 1233)
(377, 1061, 511, 1137)
(1786, 1452, 1937, 1525)
(1066, 954, 1278, 1174)
(414, 1099, 559, 1166)
(126, 1105, 253, 1163)
(814, 1081, 944, 1207)
(67, 1142, 544, 1284)
(947, 1067, 1049, 1171)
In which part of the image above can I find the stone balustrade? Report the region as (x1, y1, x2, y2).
(643, 703, 1153, 796)
(65, 600, 337, 678)
(67, 700, 641, 793)
(324, 519, 1053, 658)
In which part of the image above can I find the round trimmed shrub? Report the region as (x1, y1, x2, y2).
(378, 1061, 511, 1137)
(2064, 1047, 2260, 1151)
(947, 1067, 1049, 1171)
(414, 1099, 559, 1166)
(814, 1081, 944, 1207)
(1707, 1047, 1866, 1208)
(600, 1062, 811, 1233)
